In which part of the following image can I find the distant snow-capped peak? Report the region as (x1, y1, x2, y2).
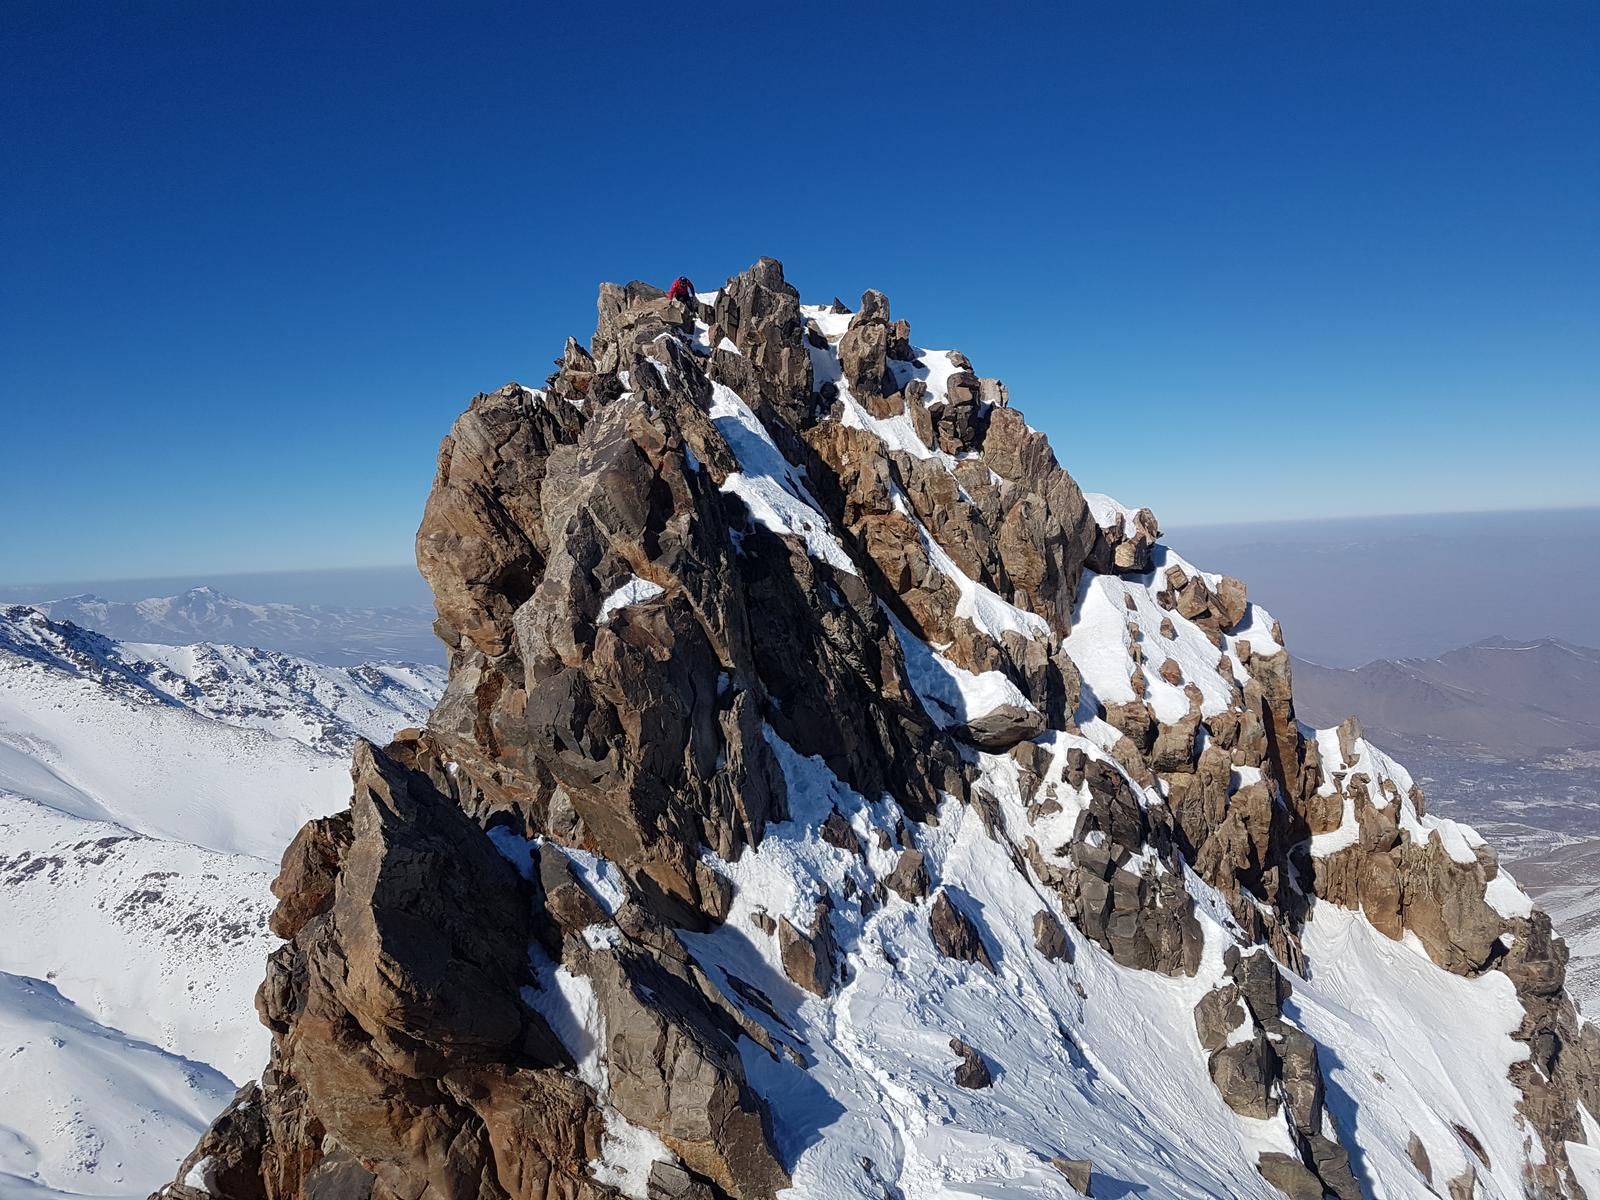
(0, 604, 444, 754)
(35, 585, 441, 666)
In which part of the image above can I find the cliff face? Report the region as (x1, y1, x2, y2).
(158, 259, 1600, 1200)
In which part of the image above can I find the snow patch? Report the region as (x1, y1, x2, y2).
(598, 576, 665, 624)
(522, 944, 674, 1200)
(886, 609, 1037, 730)
(708, 383, 859, 576)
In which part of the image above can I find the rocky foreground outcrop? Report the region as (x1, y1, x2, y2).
(158, 259, 1600, 1200)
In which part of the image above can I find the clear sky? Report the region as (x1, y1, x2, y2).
(2, 2, 1596, 585)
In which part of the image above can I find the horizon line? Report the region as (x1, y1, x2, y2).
(6, 502, 1598, 593)
(1161, 500, 1600, 532)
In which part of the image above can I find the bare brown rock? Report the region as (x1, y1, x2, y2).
(1056, 760, 1202, 976)
(1257, 1152, 1324, 1200)
(779, 902, 837, 996)
(1149, 708, 1200, 773)
(1209, 1031, 1279, 1118)
(1033, 908, 1070, 961)
(647, 1160, 716, 1200)
(959, 701, 1047, 750)
(949, 1037, 993, 1089)
(885, 848, 931, 902)
(839, 316, 892, 400)
(1193, 984, 1245, 1053)
(538, 840, 611, 934)
(1050, 1157, 1094, 1193)
(820, 807, 862, 854)
(1407, 1132, 1433, 1184)
(268, 811, 351, 940)
(1090, 505, 1160, 576)
(930, 889, 995, 971)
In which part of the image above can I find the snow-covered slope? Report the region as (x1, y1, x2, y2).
(0, 973, 236, 1200)
(0, 794, 281, 1079)
(639, 330, 1555, 1195)
(0, 607, 444, 1200)
(650, 732, 1538, 1198)
(667, 300, 1581, 1200)
(616, 290, 1587, 1196)
(1, 606, 445, 759)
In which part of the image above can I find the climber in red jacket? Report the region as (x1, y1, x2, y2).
(667, 276, 696, 304)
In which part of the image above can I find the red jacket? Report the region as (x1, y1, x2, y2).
(667, 276, 696, 303)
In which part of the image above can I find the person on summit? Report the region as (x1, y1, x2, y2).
(666, 275, 696, 304)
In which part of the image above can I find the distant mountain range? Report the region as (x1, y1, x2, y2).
(1292, 636, 1600, 757)
(36, 585, 441, 665)
(0, 606, 443, 1197)
(1293, 635, 1600, 1016)
(1, 604, 445, 756)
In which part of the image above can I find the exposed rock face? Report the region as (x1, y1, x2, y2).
(1049, 1157, 1093, 1194)
(884, 848, 929, 903)
(777, 903, 836, 997)
(199, 739, 620, 1200)
(156, 258, 1600, 1200)
(1188, 949, 1362, 1199)
(1255, 1153, 1324, 1200)
(949, 1038, 993, 1089)
(929, 889, 995, 972)
(1032, 908, 1070, 961)
(1025, 756, 1202, 977)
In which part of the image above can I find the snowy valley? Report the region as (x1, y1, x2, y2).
(0, 607, 443, 1199)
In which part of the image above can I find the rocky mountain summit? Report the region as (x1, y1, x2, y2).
(156, 259, 1600, 1200)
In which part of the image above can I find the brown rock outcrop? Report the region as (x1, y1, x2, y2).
(949, 1038, 993, 1089)
(153, 257, 1600, 1200)
(930, 889, 996, 972)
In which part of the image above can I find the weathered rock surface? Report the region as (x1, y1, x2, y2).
(884, 848, 929, 903)
(949, 1038, 993, 1089)
(1256, 1152, 1324, 1200)
(778, 902, 837, 997)
(1032, 908, 1070, 962)
(1040, 758, 1202, 977)
(929, 889, 995, 972)
(1049, 1157, 1093, 1194)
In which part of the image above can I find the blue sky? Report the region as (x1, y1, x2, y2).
(2, 1, 1596, 584)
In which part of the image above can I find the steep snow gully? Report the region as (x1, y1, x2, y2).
(154, 259, 1600, 1200)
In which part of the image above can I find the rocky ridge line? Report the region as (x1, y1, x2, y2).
(154, 258, 1600, 1200)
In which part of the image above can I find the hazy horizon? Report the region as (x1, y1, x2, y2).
(9, 502, 1596, 590)
(0, 563, 433, 610)
(7, 506, 1597, 669)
